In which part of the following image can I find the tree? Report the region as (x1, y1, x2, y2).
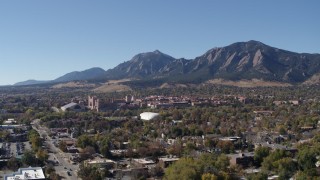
(28, 129, 42, 151)
(183, 142, 196, 156)
(58, 141, 67, 152)
(83, 146, 96, 157)
(247, 172, 268, 180)
(204, 139, 217, 149)
(294, 171, 315, 180)
(22, 150, 37, 166)
(150, 165, 164, 177)
(165, 158, 201, 180)
(220, 171, 232, 180)
(297, 145, 319, 171)
(254, 146, 270, 166)
(137, 146, 149, 158)
(191, 108, 201, 121)
(167, 142, 183, 156)
(196, 153, 218, 175)
(216, 140, 234, 154)
(99, 142, 111, 158)
(171, 127, 183, 137)
(80, 146, 96, 160)
(0, 130, 10, 141)
(172, 109, 183, 120)
(261, 149, 290, 172)
(25, 108, 35, 116)
(30, 135, 42, 151)
(215, 154, 230, 172)
(202, 173, 218, 180)
(36, 148, 49, 162)
(278, 126, 287, 135)
(49, 172, 60, 180)
(132, 169, 148, 180)
(274, 157, 297, 179)
(77, 134, 95, 148)
(7, 157, 21, 171)
(78, 163, 103, 180)
(27, 129, 39, 139)
(45, 164, 56, 176)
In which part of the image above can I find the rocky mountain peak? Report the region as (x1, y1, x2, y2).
(14, 40, 320, 86)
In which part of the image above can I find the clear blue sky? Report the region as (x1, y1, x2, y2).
(0, 0, 319, 85)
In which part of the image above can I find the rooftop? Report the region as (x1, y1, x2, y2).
(88, 158, 115, 164)
(159, 157, 180, 162)
(227, 152, 255, 159)
(61, 102, 78, 111)
(4, 167, 45, 180)
(140, 112, 160, 121)
(133, 158, 155, 165)
(257, 142, 297, 150)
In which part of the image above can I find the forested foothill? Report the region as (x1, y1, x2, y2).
(0, 84, 320, 179)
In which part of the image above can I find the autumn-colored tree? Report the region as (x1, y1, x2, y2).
(49, 172, 60, 180)
(167, 142, 183, 157)
(202, 173, 218, 180)
(36, 148, 49, 162)
(172, 109, 183, 120)
(28, 129, 42, 150)
(45, 164, 56, 176)
(58, 141, 67, 152)
(216, 140, 234, 154)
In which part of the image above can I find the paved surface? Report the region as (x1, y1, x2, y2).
(0, 170, 14, 178)
(32, 120, 79, 180)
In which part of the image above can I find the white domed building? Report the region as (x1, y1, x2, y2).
(140, 112, 160, 121)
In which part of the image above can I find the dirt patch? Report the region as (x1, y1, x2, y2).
(107, 78, 135, 84)
(302, 73, 320, 85)
(160, 83, 188, 89)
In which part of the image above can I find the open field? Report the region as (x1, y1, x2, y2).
(93, 83, 132, 93)
(52, 82, 97, 89)
(206, 78, 292, 87)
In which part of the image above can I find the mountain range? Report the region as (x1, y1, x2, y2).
(14, 40, 320, 86)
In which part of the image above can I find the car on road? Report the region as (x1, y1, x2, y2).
(67, 171, 72, 176)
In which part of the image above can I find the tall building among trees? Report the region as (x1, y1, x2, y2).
(88, 96, 99, 112)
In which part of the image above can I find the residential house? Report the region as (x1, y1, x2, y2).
(159, 157, 180, 168)
(84, 157, 115, 169)
(228, 152, 255, 167)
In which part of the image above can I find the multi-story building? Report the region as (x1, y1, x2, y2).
(4, 167, 45, 180)
(88, 95, 99, 112)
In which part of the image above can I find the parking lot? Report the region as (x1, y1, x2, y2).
(0, 142, 11, 159)
(0, 142, 32, 159)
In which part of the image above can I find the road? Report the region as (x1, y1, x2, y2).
(31, 120, 79, 180)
